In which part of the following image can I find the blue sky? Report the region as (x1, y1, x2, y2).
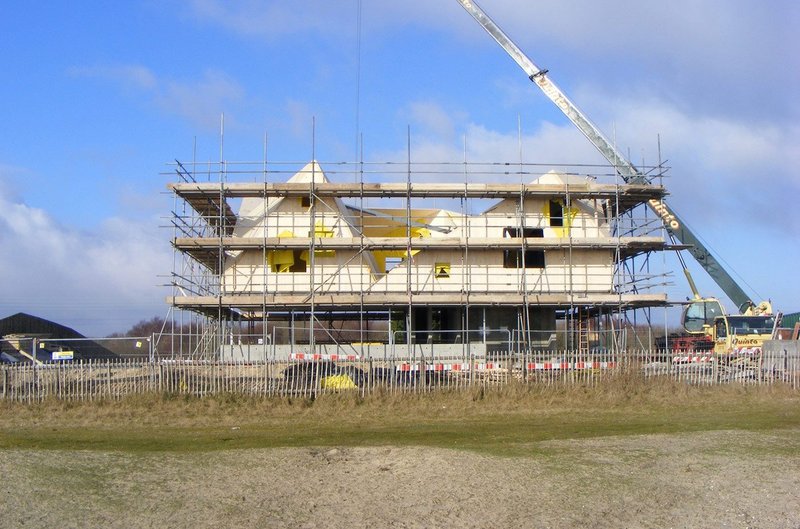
(1, 0, 797, 336)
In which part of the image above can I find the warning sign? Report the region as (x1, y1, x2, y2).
(434, 262, 450, 279)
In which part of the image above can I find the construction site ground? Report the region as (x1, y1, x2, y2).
(1, 385, 799, 528)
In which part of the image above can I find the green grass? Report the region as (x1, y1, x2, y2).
(2, 379, 799, 455)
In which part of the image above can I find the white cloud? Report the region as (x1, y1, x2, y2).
(0, 183, 170, 337)
(184, 0, 358, 39)
(175, 0, 797, 133)
(284, 99, 314, 140)
(447, 1, 793, 69)
(584, 91, 800, 235)
(0, 165, 29, 201)
(181, 1, 794, 73)
(69, 64, 158, 91)
(373, 100, 602, 181)
(374, 94, 800, 241)
(406, 101, 458, 141)
(156, 70, 245, 129)
(467, 1, 797, 120)
(71, 64, 246, 130)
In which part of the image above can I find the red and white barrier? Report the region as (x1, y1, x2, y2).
(672, 354, 713, 364)
(289, 353, 360, 362)
(525, 361, 616, 370)
(395, 362, 504, 372)
(288, 355, 619, 372)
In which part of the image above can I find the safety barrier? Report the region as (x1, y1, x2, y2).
(2, 347, 798, 402)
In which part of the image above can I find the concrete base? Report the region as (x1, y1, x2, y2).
(762, 340, 800, 372)
(220, 342, 491, 362)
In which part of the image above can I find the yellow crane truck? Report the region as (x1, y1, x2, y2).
(683, 298, 781, 361)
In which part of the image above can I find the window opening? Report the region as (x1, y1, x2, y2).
(385, 256, 403, 272)
(715, 319, 727, 339)
(268, 249, 307, 273)
(502, 227, 545, 268)
(549, 200, 564, 227)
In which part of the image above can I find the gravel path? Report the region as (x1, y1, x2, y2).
(1, 430, 799, 528)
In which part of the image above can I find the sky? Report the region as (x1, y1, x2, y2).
(1, 0, 798, 337)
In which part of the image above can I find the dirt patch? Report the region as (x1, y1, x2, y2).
(1, 430, 798, 529)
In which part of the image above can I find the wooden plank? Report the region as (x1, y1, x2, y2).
(169, 292, 668, 310)
(169, 181, 664, 200)
(174, 235, 665, 250)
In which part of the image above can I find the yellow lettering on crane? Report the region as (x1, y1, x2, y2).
(648, 199, 681, 230)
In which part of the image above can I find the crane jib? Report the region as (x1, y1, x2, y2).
(457, 0, 754, 310)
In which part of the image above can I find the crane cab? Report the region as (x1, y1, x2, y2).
(711, 314, 777, 355)
(681, 299, 725, 334)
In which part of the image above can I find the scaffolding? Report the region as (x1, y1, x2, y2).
(165, 154, 675, 360)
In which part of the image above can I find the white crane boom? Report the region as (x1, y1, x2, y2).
(456, 0, 642, 184)
(456, 0, 754, 312)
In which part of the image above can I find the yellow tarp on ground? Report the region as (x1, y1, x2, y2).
(320, 374, 357, 389)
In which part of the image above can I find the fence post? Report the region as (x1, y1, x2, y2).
(107, 363, 112, 399)
(368, 358, 374, 397)
(33, 362, 39, 402)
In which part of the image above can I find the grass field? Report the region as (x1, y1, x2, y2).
(2, 376, 799, 454)
(2, 378, 799, 528)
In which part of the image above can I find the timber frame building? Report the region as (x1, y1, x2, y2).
(167, 159, 671, 359)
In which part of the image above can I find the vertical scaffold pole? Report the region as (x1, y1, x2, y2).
(309, 118, 317, 355)
(406, 126, 413, 360)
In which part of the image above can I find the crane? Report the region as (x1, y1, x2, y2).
(455, 0, 756, 315)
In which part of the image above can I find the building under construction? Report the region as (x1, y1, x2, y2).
(166, 158, 672, 360)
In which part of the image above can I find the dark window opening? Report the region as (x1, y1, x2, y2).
(549, 200, 564, 227)
(300, 196, 311, 208)
(715, 319, 727, 339)
(270, 249, 307, 273)
(289, 250, 307, 272)
(503, 227, 543, 238)
(502, 226, 545, 269)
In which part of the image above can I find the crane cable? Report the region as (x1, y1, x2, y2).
(354, 0, 363, 175)
(675, 215, 764, 305)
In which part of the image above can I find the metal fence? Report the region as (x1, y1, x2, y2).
(0, 336, 153, 363)
(2, 345, 799, 402)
